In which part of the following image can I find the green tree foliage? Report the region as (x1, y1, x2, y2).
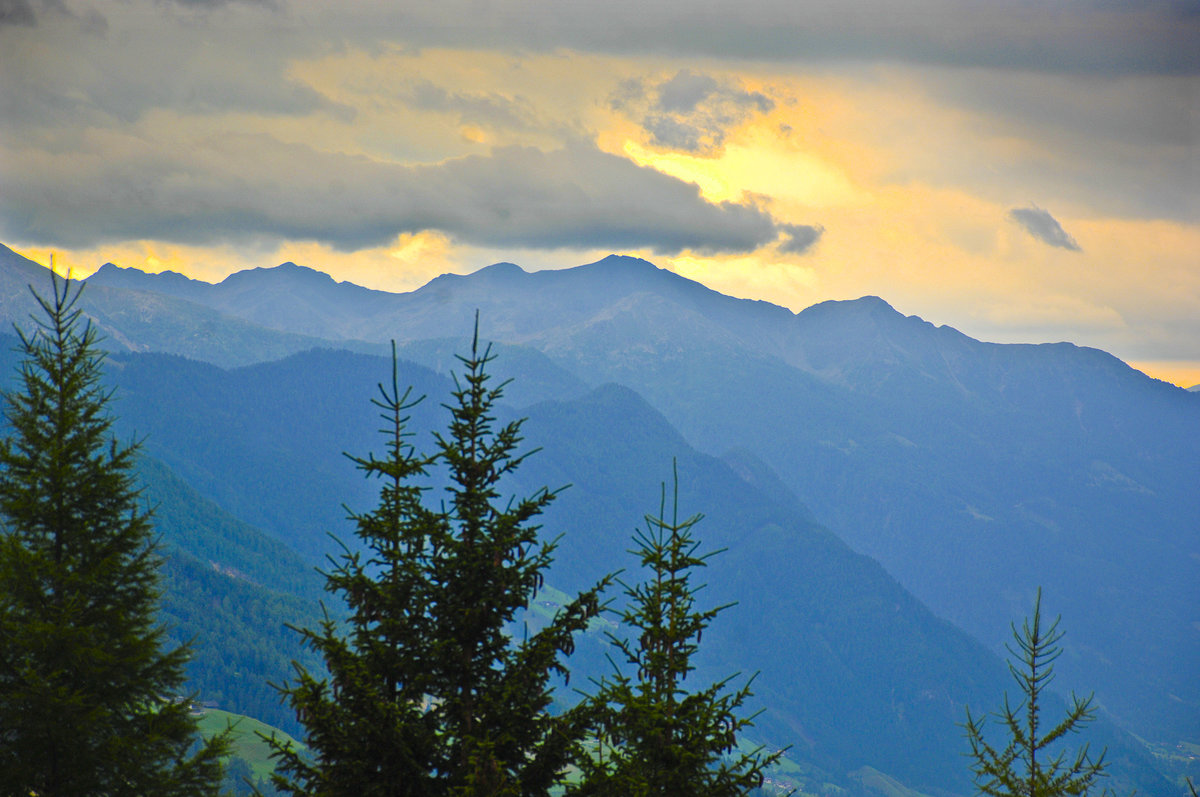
(964, 587, 1108, 797)
(569, 464, 785, 796)
(0, 276, 227, 796)
(268, 332, 610, 796)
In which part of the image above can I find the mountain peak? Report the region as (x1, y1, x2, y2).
(86, 262, 211, 297)
(855, 295, 895, 310)
(475, 262, 526, 280)
(821, 295, 897, 313)
(93, 262, 195, 282)
(795, 295, 904, 328)
(558, 254, 673, 288)
(588, 254, 661, 272)
(274, 261, 332, 280)
(219, 262, 336, 289)
(88, 262, 130, 281)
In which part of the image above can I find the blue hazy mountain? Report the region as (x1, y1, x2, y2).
(90, 260, 396, 340)
(0, 244, 1190, 792)
(74, 344, 1168, 794)
(0, 244, 384, 367)
(78, 249, 1197, 744)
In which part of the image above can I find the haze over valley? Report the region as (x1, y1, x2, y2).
(1, 242, 1195, 794)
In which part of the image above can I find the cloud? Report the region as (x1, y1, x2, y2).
(612, 69, 775, 154)
(899, 69, 1199, 223)
(0, 133, 781, 254)
(1, 0, 97, 30)
(1009, 206, 1082, 251)
(169, 0, 276, 7)
(0, 1, 346, 128)
(400, 78, 540, 133)
(288, 0, 1200, 77)
(0, 0, 36, 27)
(656, 69, 721, 113)
(7, 2, 1191, 222)
(778, 224, 823, 255)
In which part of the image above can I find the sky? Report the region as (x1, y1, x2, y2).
(1, 0, 1197, 386)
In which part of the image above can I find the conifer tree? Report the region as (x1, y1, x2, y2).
(963, 587, 1109, 797)
(269, 329, 609, 796)
(264, 345, 441, 796)
(0, 275, 227, 796)
(569, 464, 785, 797)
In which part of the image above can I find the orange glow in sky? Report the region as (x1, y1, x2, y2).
(1, 3, 1196, 384)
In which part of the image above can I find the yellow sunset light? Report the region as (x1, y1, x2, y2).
(622, 133, 861, 210)
(1128, 362, 1200, 389)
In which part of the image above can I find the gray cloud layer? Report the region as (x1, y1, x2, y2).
(1009, 206, 1082, 251)
(295, 0, 1200, 77)
(17, 0, 1194, 75)
(0, 3, 788, 255)
(0, 134, 781, 254)
(2, 0, 1195, 257)
(778, 224, 824, 255)
(612, 70, 774, 154)
(0, 2, 347, 129)
(0, 0, 36, 27)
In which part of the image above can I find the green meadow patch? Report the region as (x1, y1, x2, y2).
(199, 708, 305, 782)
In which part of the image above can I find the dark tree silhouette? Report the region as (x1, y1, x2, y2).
(0, 275, 226, 796)
(268, 330, 610, 796)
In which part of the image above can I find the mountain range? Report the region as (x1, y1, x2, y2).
(1, 242, 1195, 795)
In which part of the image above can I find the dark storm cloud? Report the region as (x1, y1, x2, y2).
(778, 224, 824, 255)
(0, 1, 345, 129)
(0, 135, 781, 254)
(1009, 207, 1082, 251)
(0, 0, 36, 27)
(613, 70, 775, 154)
(305, 0, 1200, 77)
(1, 0, 91, 29)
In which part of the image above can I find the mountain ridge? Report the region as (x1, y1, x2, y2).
(79, 248, 1167, 403)
(3, 241, 1196, 758)
(0, 245, 389, 367)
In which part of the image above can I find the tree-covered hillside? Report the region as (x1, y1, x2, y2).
(14, 338, 1161, 795)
